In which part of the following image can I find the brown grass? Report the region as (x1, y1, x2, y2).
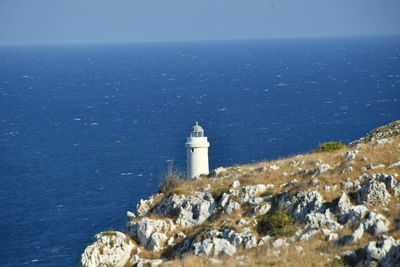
(141, 136, 400, 267)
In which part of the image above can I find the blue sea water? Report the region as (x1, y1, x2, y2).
(0, 36, 399, 266)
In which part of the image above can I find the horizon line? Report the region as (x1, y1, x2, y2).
(0, 33, 399, 48)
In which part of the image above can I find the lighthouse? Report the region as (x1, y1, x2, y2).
(186, 122, 210, 179)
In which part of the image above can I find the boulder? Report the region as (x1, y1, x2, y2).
(305, 209, 341, 230)
(277, 190, 324, 222)
(345, 150, 359, 161)
(79, 231, 135, 267)
(364, 212, 389, 235)
(337, 223, 364, 246)
(153, 192, 217, 227)
(125, 217, 175, 250)
(373, 173, 399, 195)
(147, 232, 168, 251)
(361, 236, 400, 267)
(356, 179, 391, 206)
(193, 238, 237, 257)
(240, 184, 267, 203)
(337, 193, 368, 224)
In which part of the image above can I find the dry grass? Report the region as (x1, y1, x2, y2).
(141, 136, 400, 267)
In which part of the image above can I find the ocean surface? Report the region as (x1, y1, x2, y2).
(1, 36, 399, 266)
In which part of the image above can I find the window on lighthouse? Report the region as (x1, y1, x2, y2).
(191, 148, 194, 152)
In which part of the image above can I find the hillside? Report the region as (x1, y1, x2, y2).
(79, 120, 400, 267)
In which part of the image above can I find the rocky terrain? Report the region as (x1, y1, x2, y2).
(79, 121, 400, 267)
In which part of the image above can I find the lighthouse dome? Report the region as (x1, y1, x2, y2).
(190, 122, 204, 137)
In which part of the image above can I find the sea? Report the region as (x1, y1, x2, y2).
(0, 36, 399, 266)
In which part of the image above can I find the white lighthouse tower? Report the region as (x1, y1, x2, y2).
(186, 122, 210, 179)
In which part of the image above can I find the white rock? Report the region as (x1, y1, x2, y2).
(269, 165, 280, 170)
(299, 230, 318, 242)
(337, 223, 364, 246)
(363, 236, 400, 266)
(236, 219, 248, 226)
(258, 235, 271, 246)
(389, 161, 400, 168)
(345, 150, 359, 161)
(323, 184, 337, 192)
(125, 218, 175, 250)
(356, 179, 391, 206)
(79, 231, 135, 267)
(210, 167, 226, 177)
(126, 211, 136, 221)
(193, 238, 237, 257)
(147, 232, 168, 251)
(153, 192, 217, 227)
(255, 203, 271, 216)
(231, 180, 241, 188)
(337, 193, 368, 224)
(316, 164, 331, 174)
(365, 212, 389, 235)
(240, 184, 267, 203)
(223, 199, 241, 214)
(136, 198, 153, 217)
(367, 163, 386, 170)
(269, 238, 288, 248)
(306, 209, 341, 230)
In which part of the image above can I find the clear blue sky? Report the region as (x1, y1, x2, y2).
(0, 0, 399, 45)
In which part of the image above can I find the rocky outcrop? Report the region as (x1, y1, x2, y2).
(356, 179, 391, 206)
(355, 236, 400, 267)
(126, 218, 175, 250)
(79, 121, 400, 267)
(79, 231, 135, 267)
(152, 192, 217, 227)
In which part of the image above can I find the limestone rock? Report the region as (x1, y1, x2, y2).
(125, 217, 175, 250)
(136, 198, 152, 217)
(193, 238, 237, 257)
(305, 209, 341, 230)
(277, 190, 324, 222)
(153, 192, 217, 227)
(373, 173, 399, 195)
(364, 212, 389, 235)
(361, 236, 400, 267)
(337, 223, 364, 246)
(356, 179, 391, 206)
(345, 150, 359, 161)
(254, 203, 271, 216)
(147, 232, 168, 251)
(269, 238, 289, 248)
(79, 231, 135, 267)
(240, 184, 267, 203)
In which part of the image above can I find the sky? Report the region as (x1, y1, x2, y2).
(0, 0, 399, 45)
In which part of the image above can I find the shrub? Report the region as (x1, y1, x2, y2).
(257, 208, 298, 237)
(211, 187, 230, 201)
(158, 162, 185, 194)
(315, 141, 346, 152)
(102, 231, 117, 237)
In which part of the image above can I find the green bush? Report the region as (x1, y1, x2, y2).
(315, 141, 346, 152)
(102, 231, 117, 237)
(158, 163, 185, 194)
(325, 258, 346, 267)
(257, 208, 298, 237)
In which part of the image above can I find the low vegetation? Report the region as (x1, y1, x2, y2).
(158, 163, 186, 194)
(257, 208, 298, 237)
(315, 141, 346, 152)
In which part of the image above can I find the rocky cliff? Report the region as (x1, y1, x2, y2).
(79, 120, 400, 267)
